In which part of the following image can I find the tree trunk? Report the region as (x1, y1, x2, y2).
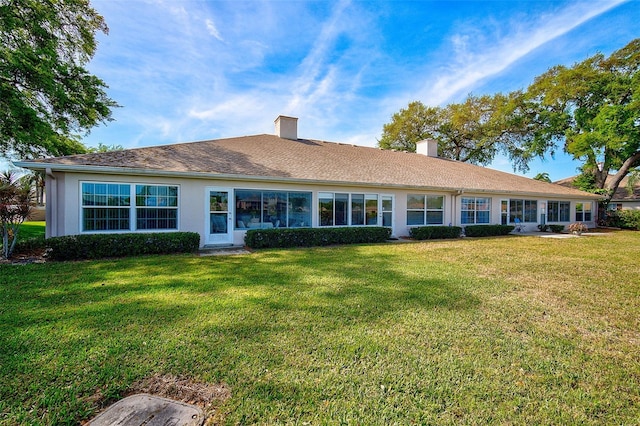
(605, 151, 640, 202)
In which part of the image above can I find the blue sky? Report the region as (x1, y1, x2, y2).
(7, 0, 640, 180)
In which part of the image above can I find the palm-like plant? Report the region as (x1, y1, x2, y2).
(0, 171, 33, 259)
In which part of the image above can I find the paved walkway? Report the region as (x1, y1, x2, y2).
(511, 231, 610, 239)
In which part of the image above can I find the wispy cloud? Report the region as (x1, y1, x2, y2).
(419, 0, 628, 105)
(205, 18, 224, 41)
(83, 0, 632, 156)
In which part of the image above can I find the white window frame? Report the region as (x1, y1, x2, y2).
(575, 202, 592, 222)
(407, 194, 445, 226)
(317, 192, 385, 227)
(461, 197, 491, 225)
(80, 181, 180, 233)
(547, 201, 571, 222)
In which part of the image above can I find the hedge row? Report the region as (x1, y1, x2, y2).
(464, 224, 515, 237)
(409, 226, 462, 240)
(47, 232, 200, 261)
(538, 224, 565, 233)
(245, 227, 392, 249)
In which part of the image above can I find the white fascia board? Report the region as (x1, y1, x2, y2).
(13, 162, 602, 200)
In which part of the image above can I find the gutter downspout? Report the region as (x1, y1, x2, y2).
(451, 189, 463, 226)
(45, 168, 56, 238)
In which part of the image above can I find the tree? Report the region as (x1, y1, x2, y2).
(533, 172, 551, 183)
(0, 0, 118, 159)
(378, 94, 531, 169)
(0, 171, 32, 259)
(522, 38, 640, 204)
(378, 101, 441, 153)
(87, 142, 124, 153)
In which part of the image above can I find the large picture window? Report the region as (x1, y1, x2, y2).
(461, 197, 490, 224)
(509, 199, 537, 223)
(319, 192, 381, 227)
(575, 202, 592, 222)
(81, 182, 179, 232)
(82, 183, 131, 231)
(235, 190, 312, 229)
(407, 194, 444, 226)
(547, 201, 570, 222)
(135, 185, 178, 230)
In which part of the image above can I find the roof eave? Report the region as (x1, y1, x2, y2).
(13, 162, 602, 200)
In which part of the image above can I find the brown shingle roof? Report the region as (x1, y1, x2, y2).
(556, 175, 640, 201)
(23, 134, 598, 198)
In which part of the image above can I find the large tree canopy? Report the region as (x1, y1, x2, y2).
(379, 38, 640, 204)
(521, 38, 640, 202)
(378, 93, 531, 170)
(0, 0, 117, 159)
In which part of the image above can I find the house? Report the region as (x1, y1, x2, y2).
(556, 175, 640, 211)
(15, 115, 601, 247)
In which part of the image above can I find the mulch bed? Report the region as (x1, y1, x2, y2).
(0, 248, 48, 265)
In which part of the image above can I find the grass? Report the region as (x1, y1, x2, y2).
(1, 231, 639, 424)
(15, 221, 45, 240)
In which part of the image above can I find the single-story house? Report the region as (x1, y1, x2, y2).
(556, 175, 640, 211)
(15, 115, 601, 247)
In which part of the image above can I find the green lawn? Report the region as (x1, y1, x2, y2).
(1, 231, 639, 424)
(16, 221, 45, 240)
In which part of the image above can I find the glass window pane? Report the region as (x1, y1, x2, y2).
(461, 211, 475, 224)
(366, 194, 378, 225)
(426, 195, 443, 210)
(476, 211, 490, 224)
(263, 191, 287, 228)
(382, 196, 392, 212)
(335, 193, 349, 226)
(236, 190, 261, 228)
(407, 210, 425, 225)
(510, 199, 523, 222)
(426, 211, 444, 225)
(382, 211, 392, 227)
(210, 191, 228, 212)
(461, 197, 475, 211)
(288, 192, 311, 227)
(524, 200, 537, 222)
(476, 198, 490, 211)
(319, 193, 334, 226)
(407, 195, 425, 210)
(351, 194, 365, 226)
(210, 213, 228, 234)
(560, 202, 570, 222)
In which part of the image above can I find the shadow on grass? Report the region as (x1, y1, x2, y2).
(0, 245, 481, 424)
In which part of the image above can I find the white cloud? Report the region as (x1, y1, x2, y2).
(419, 0, 628, 105)
(205, 18, 224, 41)
(84, 0, 632, 156)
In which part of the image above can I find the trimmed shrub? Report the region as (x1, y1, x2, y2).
(244, 227, 391, 249)
(549, 224, 565, 233)
(47, 232, 200, 261)
(616, 210, 640, 230)
(464, 224, 515, 237)
(13, 235, 46, 253)
(409, 226, 461, 240)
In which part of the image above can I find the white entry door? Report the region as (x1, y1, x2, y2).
(206, 188, 233, 245)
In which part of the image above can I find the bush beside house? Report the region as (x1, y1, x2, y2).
(607, 210, 640, 230)
(464, 225, 515, 237)
(409, 226, 462, 240)
(245, 227, 391, 249)
(47, 232, 200, 261)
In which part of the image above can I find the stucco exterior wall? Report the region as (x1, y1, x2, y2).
(46, 171, 599, 247)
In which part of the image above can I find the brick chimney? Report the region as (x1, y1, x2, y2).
(274, 115, 298, 140)
(416, 138, 438, 157)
